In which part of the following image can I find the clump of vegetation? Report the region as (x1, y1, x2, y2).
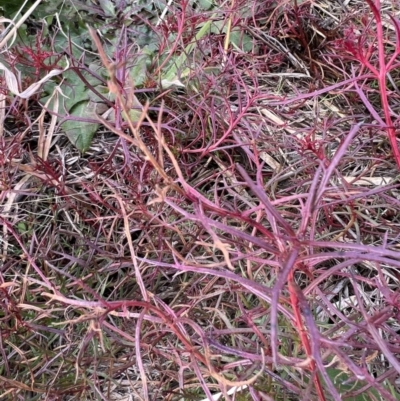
(1, 0, 400, 400)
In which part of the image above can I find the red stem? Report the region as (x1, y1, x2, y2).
(365, 0, 400, 168)
(288, 270, 326, 401)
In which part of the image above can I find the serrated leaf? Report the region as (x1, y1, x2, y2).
(62, 100, 99, 153)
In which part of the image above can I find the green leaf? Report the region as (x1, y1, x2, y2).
(210, 22, 254, 53)
(98, 0, 116, 17)
(230, 29, 254, 53)
(62, 100, 99, 153)
(41, 68, 108, 153)
(196, 0, 214, 10)
(0, 0, 32, 17)
(129, 54, 150, 87)
(325, 368, 381, 401)
(16, 221, 28, 234)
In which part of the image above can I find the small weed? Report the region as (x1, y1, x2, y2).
(1, 0, 400, 400)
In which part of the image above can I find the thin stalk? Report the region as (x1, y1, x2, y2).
(365, 0, 400, 168)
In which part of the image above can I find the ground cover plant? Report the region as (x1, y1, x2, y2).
(1, 0, 400, 399)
